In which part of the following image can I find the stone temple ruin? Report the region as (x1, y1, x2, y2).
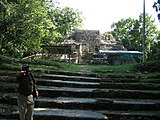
(45, 30, 142, 65)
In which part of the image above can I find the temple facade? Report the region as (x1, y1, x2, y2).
(61, 29, 130, 64)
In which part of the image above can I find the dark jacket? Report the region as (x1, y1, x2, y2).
(17, 72, 36, 96)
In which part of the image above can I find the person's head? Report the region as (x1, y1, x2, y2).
(22, 64, 29, 72)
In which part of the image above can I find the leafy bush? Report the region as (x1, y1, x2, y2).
(135, 61, 160, 72)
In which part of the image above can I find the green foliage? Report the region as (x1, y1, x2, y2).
(1, 54, 160, 79)
(135, 61, 160, 72)
(153, 0, 160, 20)
(0, 0, 83, 57)
(0, 55, 62, 73)
(53, 7, 83, 40)
(110, 18, 142, 50)
(108, 14, 159, 61)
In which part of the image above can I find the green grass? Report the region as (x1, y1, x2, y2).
(0, 54, 135, 73)
(57, 63, 138, 75)
(0, 55, 160, 78)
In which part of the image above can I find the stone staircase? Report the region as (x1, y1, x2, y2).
(1, 73, 160, 120)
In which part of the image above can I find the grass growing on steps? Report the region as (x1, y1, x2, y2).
(0, 55, 160, 78)
(1, 55, 160, 120)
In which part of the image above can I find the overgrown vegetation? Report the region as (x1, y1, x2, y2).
(0, 0, 83, 57)
(135, 61, 160, 72)
(1, 55, 159, 78)
(106, 14, 160, 61)
(0, 55, 160, 120)
(1, 0, 160, 63)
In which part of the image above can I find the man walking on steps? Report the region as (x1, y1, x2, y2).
(17, 64, 38, 120)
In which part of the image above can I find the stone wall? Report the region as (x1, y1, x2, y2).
(64, 30, 127, 64)
(71, 30, 101, 52)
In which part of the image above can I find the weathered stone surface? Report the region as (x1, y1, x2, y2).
(12, 109, 108, 120)
(1, 71, 160, 120)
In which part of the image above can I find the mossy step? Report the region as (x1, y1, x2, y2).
(99, 110, 160, 119)
(37, 79, 160, 90)
(38, 85, 160, 99)
(40, 74, 101, 81)
(2, 96, 160, 111)
(35, 97, 159, 111)
(0, 70, 18, 77)
(37, 79, 100, 88)
(12, 108, 108, 120)
(10, 108, 160, 120)
(39, 74, 142, 83)
(100, 82, 160, 90)
(39, 73, 160, 83)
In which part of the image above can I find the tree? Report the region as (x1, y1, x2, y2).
(139, 14, 159, 60)
(53, 7, 83, 40)
(0, 0, 18, 56)
(153, 0, 160, 20)
(0, 0, 83, 57)
(108, 14, 159, 61)
(109, 18, 141, 51)
(153, 0, 160, 60)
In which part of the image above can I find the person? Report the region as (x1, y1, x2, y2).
(17, 64, 38, 120)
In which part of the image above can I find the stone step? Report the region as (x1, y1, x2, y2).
(39, 73, 160, 84)
(11, 108, 108, 120)
(99, 82, 160, 90)
(10, 108, 160, 120)
(1, 71, 160, 120)
(100, 110, 160, 120)
(38, 85, 160, 99)
(40, 74, 101, 81)
(37, 79, 160, 90)
(109, 78, 160, 83)
(39, 73, 144, 79)
(35, 97, 159, 111)
(3, 96, 160, 111)
(37, 79, 100, 88)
